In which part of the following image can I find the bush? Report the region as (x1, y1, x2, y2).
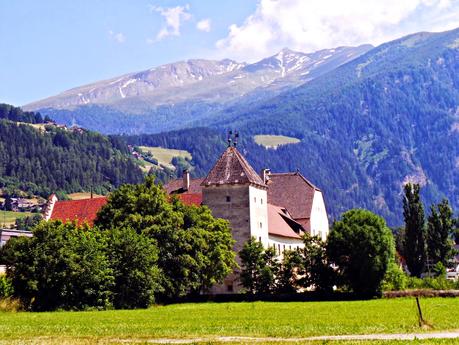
(0, 275, 13, 298)
(406, 276, 459, 290)
(0, 297, 22, 312)
(381, 263, 407, 291)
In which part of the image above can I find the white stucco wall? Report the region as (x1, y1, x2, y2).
(248, 185, 269, 247)
(309, 190, 329, 241)
(268, 234, 304, 258)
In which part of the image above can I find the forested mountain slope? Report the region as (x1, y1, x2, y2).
(123, 28, 459, 225)
(207, 28, 459, 225)
(0, 105, 144, 197)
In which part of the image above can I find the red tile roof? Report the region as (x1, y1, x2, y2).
(164, 178, 204, 194)
(49, 197, 108, 226)
(267, 172, 319, 227)
(201, 147, 266, 188)
(267, 204, 304, 239)
(176, 193, 202, 206)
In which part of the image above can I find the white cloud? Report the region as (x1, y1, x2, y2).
(108, 30, 126, 44)
(149, 4, 192, 42)
(216, 0, 459, 62)
(197, 19, 211, 32)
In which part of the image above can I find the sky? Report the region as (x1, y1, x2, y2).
(1, 0, 459, 106)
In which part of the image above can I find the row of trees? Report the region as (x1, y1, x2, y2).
(0, 103, 50, 124)
(0, 176, 237, 311)
(240, 209, 395, 296)
(401, 183, 458, 277)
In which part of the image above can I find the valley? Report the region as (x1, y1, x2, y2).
(5, 28, 459, 226)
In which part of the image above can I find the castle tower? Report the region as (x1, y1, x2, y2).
(201, 146, 268, 292)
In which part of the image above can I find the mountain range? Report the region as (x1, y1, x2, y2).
(24, 45, 372, 134)
(23, 28, 459, 225)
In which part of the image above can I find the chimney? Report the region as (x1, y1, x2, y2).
(261, 168, 271, 184)
(183, 169, 190, 191)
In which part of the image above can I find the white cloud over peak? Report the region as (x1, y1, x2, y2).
(216, 0, 459, 62)
(108, 30, 126, 44)
(150, 4, 192, 42)
(197, 19, 211, 32)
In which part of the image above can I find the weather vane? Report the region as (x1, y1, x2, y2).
(227, 130, 239, 147)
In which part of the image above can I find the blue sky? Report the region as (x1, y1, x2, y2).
(1, 0, 458, 106)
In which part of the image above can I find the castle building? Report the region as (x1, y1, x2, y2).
(165, 144, 330, 293)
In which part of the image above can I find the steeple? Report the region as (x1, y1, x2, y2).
(201, 146, 266, 188)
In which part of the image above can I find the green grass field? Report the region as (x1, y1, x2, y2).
(138, 146, 192, 170)
(254, 135, 301, 149)
(0, 210, 33, 227)
(0, 298, 458, 344)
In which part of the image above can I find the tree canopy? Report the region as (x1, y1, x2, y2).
(327, 209, 395, 296)
(95, 176, 236, 298)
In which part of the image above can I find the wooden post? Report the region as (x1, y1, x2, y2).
(416, 297, 424, 326)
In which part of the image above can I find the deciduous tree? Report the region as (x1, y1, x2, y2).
(327, 209, 394, 296)
(96, 176, 236, 298)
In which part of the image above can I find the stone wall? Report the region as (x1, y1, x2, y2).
(202, 184, 252, 293)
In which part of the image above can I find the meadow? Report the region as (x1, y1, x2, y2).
(0, 210, 33, 227)
(254, 135, 301, 149)
(67, 192, 104, 200)
(138, 146, 192, 170)
(0, 298, 458, 344)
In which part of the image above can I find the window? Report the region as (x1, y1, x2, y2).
(254, 197, 256, 203)
(278, 244, 281, 253)
(261, 198, 263, 204)
(226, 196, 231, 202)
(227, 284, 233, 292)
(258, 236, 261, 242)
(259, 222, 262, 228)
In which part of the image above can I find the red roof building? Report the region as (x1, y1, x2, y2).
(164, 171, 203, 207)
(45, 196, 108, 226)
(266, 171, 329, 238)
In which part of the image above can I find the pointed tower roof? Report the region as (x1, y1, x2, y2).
(201, 146, 266, 188)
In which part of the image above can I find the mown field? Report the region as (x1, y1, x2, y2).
(67, 192, 104, 200)
(0, 298, 458, 344)
(254, 134, 301, 149)
(0, 210, 33, 227)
